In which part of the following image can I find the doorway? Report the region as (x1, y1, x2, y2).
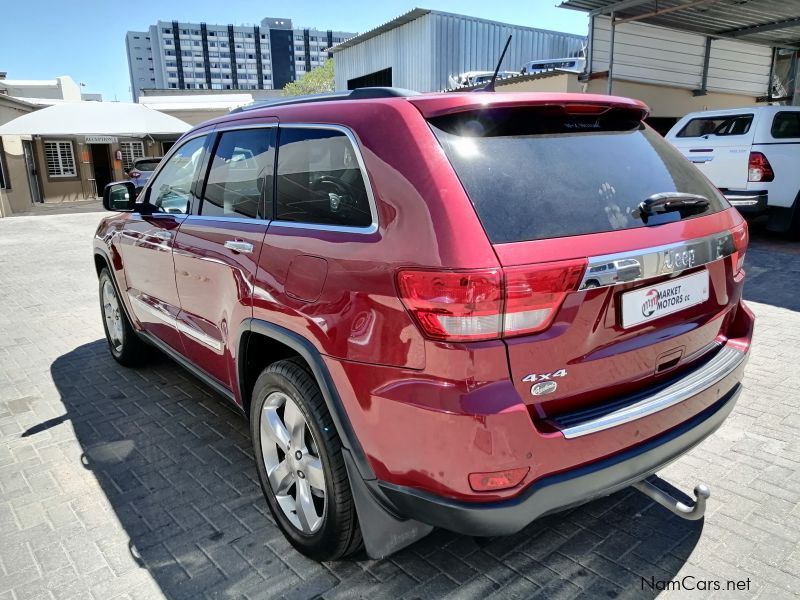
(347, 67, 392, 90)
(22, 140, 42, 203)
(90, 144, 113, 196)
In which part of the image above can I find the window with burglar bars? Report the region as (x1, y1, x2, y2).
(120, 141, 145, 170)
(44, 141, 77, 178)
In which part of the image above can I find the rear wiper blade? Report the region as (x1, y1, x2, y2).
(633, 193, 710, 221)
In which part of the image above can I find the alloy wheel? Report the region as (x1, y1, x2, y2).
(102, 280, 124, 353)
(260, 391, 326, 534)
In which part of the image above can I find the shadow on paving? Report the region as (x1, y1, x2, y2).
(45, 340, 701, 600)
(743, 226, 800, 312)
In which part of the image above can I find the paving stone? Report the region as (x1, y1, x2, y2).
(0, 211, 798, 600)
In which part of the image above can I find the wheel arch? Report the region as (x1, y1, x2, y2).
(236, 318, 375, 481)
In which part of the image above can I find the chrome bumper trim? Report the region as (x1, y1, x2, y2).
(559, 346, 747, 439)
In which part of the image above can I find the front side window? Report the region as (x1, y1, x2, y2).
(676, 114, 753, 138)
(44, 141, 76, 177)
(145, 135, 206, 214)
(200, 128, 275, 219)
(275, 128, 372, 228)
(771, 111, 800, 139)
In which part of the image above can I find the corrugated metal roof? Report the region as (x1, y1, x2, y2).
(330, 8, 431, 52)
(331, 7, 588, 53)
(560, 0, 800, 47)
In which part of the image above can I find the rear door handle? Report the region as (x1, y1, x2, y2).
(224, 240, 254, 254)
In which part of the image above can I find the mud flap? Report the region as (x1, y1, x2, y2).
(342, 450, 433, 559)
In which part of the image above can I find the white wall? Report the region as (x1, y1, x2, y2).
(334, 11, 585, 92)
(591, 16, 771, 96)
(334, 14, 435, 91)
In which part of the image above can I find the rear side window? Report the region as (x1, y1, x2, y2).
(676, 114, 753, 137)
(771, 112, 800, 139)
(200, 128, 275, 219)
(275, 128, 372, 228)
(430, 106, 727, 243)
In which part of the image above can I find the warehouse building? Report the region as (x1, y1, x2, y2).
(453, 1, 800, 133)
(331, 8, 585, 92)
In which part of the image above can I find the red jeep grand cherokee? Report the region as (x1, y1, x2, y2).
(94, 88, 753, 561)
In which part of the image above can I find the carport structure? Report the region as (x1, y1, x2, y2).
(561, 0, 800, 100)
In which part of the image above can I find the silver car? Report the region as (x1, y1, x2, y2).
(126, 157, 163, 190)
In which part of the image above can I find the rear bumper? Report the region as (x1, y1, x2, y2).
(723, 190, 768, 214)
(380, 383, 741, 536)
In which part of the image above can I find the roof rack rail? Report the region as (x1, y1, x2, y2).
(231, 87, 420, 113)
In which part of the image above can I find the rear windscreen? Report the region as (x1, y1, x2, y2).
(430, 106, 728, 244)
(134, 159, 161, 171)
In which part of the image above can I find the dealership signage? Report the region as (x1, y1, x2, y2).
(85, 136, 117, 144)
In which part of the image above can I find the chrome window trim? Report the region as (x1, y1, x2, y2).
(578, 230, 735, 291)
(180, 122, 379, 234)
(186, 215, 267, 225)
(556, 345, 747, 439)
(271, 123, 379, 235)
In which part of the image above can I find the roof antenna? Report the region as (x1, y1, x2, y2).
(477, 34, 512, 92)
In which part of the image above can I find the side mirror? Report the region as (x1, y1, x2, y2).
(103, 181, 138, 212)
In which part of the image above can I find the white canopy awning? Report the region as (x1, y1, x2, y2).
(0, 101, 191, 137)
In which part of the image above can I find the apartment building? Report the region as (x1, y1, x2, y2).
(126, 17, 354, 101)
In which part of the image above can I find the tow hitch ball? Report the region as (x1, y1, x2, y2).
(632, 476, 710, 521)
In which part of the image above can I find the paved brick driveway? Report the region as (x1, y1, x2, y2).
(1, 212, 798, 600)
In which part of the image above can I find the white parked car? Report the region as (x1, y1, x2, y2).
(666, 106, 800, 236)
(520, 57, 586, 74)
(447, 70, 517, 88)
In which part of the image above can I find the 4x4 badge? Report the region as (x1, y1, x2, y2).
(522, 369, 567, 383)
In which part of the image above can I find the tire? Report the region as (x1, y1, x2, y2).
(250, 358, 363, 560)
(98, 268, 148, 366)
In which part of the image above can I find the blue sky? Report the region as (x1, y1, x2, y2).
(0, 1, 588, 102)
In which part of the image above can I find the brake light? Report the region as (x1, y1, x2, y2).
(397, 259, 586, 342)
(396, 269, 502, 341)
(560, 103, 610, 115)
(469, 467, 529, 492)
(129, 170, 141, 178)
(748, 152, 774, 182)
(731, 222, 748, 275)
(503, 260, 586, 336)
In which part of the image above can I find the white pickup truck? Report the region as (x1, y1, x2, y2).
(666, 106, 800, 237)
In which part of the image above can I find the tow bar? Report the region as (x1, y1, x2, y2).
(632, 476, 710, 520)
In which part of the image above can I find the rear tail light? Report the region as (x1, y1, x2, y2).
(469, 467, 529, 492)
(748, 152, 774, 182)
(396, 269, 502, 341)
(503, 260, 586, 336)
(129, 170, 141, 178)
(397, 259, 586, 342)
(732, 222, 749, 275)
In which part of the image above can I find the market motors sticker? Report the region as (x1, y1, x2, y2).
(621, 270, 709, 329)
